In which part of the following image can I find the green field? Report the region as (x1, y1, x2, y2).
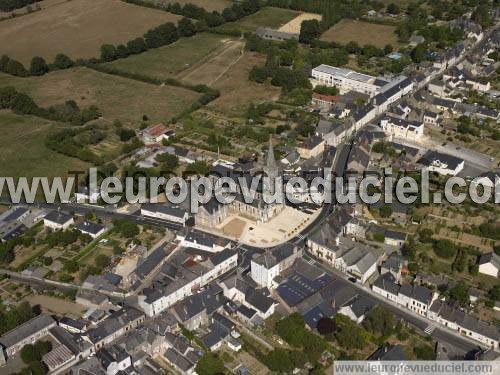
(0, 112, 90, 179)
(219, 6, 300, 32)
(0, 68, 201, 127)
(103, 33, 228, 81)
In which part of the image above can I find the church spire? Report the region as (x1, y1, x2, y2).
(266, 135, 277, 171)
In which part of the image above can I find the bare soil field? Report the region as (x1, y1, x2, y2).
(0, 0, 181, 64)
(0, 68, 201, 126)
(180, 40, 245, 86)
(25, 295, 86, 317)
(147, 0, 231, 12)
(278, 12, 322, 34)
(105, 33, 228, 81)
(208, 52, 281, 115)
(320, 19, 399, 48)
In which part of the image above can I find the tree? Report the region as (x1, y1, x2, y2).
(5, 59, 28, 77)
(126, 37, 147, 55)
(116, 44, 129, 59)
(53, 53, 74, 69)
(363, 306, 395, 336)
(386, 3, 400, 15)
(384, 44, 393, 55)
(21, 344, 37, 364)
(299, 19, 321, 44)
(316, 317, 335, 335)
(449, 282, 469, 306)
(113, 219, 140, 238)
(265, 349, 295, 372)
(433, 239, 457, 259)
(100, 44, 117, 62)
(414, 344, 435, 360)
(29, 56, 48, 76)
(184, 161, 210, 177)
(379, 205, 393, 218)
(178, 17, 196, 37)
(95, 254, 111, 270)
(488, 285, 500, 301)
(195, 352, 224, 375)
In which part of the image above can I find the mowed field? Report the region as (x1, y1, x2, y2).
(320, 19, 399, 48)
(180, 40, 244, 86)
(208, 52, 281, 114)
(0, 0, 182, 64)
(225, 6, 300, 32)
(146, 0, 231, 12)
(104, 33, 229, 81)
(0, 112, 89, 179)
(0, 68, 201, 126)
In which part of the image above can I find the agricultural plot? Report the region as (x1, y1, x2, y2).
(278, 12, 322, 34)
(222, 6, 300, 32)
(208, 52, 281, 115)
(320, 19, 399, 48)
(104, 33, 229, 81)
(180, 40, 244, 86)
(0, 0, 181, 64)
(0, 112, 89, 180)
(0, 68, 201, 126)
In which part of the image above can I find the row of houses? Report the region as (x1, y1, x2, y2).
(373, 273, 500, 349)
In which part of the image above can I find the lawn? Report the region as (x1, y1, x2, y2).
(104, 33, 229, 81)
(320, 19, 399, 48)
(208, 52, 281, 115)
(146, 0, 231, 12)
(0, 68, 201, 126)
(0, 0, 181, 64)
(220, 6, 300, 32)
(0, 112, 89, 179)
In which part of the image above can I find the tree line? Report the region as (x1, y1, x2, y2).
(0, 0, 39, 12)
(0, 86, 100, 125)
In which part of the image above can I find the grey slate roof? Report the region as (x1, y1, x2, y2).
(75, 221, 105, 235)
(0, 314, 56, 348)
(399, 284, 433, 305)
(44, 210, 73, 225)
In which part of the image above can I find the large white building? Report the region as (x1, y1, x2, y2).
(311, 65, 390, 96)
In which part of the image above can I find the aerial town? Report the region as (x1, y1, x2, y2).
(0, 0, 499, 374)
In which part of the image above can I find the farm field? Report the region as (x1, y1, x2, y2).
(0, 112, 90, 179)
(278, 12, 322, 34)
(180, 40, 244, 86)
(223, 6, 300, 32)
(104, 33, 230, 81)
(0, 68, 201, 126)
(0, 0, 181, 64)
(146, 0, 231, 12)
(208, 52, 281, 115)
(320, 19, 399, 48)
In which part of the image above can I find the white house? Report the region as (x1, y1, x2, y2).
(338, 295, 376, 323)
(372, 273, 400, 303)
(141, 123, 172, 145)
(423, 112, 439, 126)
(419, 150, 465, 176)
(478, 252, 500, 277)
(43, 211, 74, 230)
(75, 221, 107, 239)
(141, 203, 189, 225)
(380, 116, 424, 141)
(177, 232, 231, 253)
(397, 284, 435, 316)
(250, 243, 301, 289)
